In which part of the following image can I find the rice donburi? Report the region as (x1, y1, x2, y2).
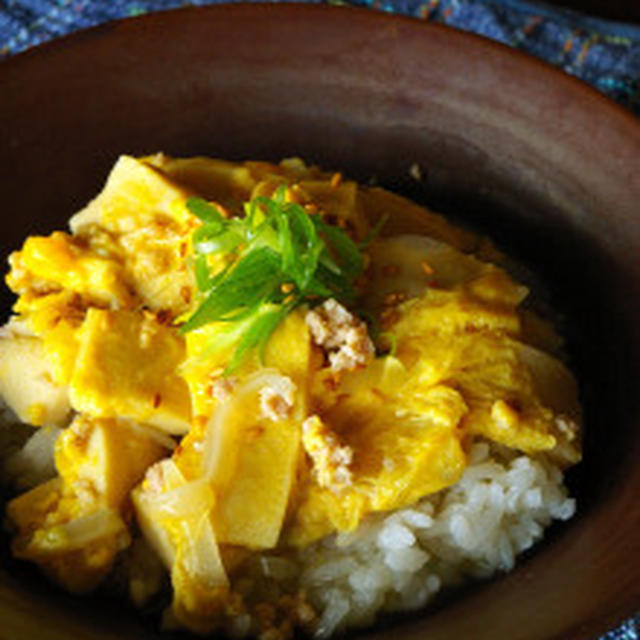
(0, 155, 581, 639)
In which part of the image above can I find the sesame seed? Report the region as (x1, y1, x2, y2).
(384, 291, 407, 305)
(180, 286, 192, 303)
(421, 260, 435, 275)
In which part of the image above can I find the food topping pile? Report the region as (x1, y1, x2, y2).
(0, 155, 581, 638)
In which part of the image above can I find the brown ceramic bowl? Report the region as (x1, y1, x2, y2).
(1, 5, 639, 640)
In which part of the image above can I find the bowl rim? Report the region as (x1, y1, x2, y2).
(0, 4, 639, 640)
(2, 1, 640, 132)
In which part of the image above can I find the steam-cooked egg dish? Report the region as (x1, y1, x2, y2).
(0, 155, 581, 639)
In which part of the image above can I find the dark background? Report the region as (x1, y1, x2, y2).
(546, 0, 640, 21)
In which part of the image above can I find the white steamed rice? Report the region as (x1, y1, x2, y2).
(219, 441, 575, 638)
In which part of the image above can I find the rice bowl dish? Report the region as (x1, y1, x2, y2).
(0, 154, 581, 639)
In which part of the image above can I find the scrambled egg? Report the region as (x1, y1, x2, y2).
(0, 155, 581, 633)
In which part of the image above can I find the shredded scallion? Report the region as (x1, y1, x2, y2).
(180, 187, 383, 372)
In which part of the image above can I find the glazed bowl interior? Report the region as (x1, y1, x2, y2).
(1, 5, 639, 640)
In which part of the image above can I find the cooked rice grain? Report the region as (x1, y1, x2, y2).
(240, 442, 575, 638)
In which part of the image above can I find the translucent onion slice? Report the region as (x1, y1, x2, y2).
(121, 419, 178, 452)
(180, 512, 227, 588)
(364, 234, 527, 311)
(364, 235, 484, 307)
(516, 343, 582, 466)
(516, 344, 581, 420)
(146, 478, 214, 520)
(201, 368, 293, 485)
(133, 459, 226, 588)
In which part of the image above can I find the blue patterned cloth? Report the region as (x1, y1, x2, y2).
(0, 1, 639, 638)
(1, 0, 640, 114)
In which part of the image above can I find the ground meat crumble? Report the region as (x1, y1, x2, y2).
(302, 415, 354, 492)
(305, 299, 374, 373)
(259, 376, 297, 422)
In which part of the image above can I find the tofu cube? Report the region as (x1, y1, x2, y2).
(70, 309, 191, 434)
(0, 334, 71, 427)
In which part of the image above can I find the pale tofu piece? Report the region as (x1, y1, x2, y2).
(212, 416, 301, 549)
(179, 318, 312, 550)
(132, 459, 229, 634)
(133, 459, 199, 572)
(69, 156, 196, 316)
(11, 290, 84, 385)
(199, 372, 302, 550)
(0, 334, 71, 427)
(69, 309, 191, 434)
(5, 414, 168, 594)
(132, 485, 175, 572)
(70, 155, 194, 234)
(55, 414, 169, 508)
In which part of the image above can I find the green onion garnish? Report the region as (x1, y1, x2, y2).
(181, 187, 382, 372)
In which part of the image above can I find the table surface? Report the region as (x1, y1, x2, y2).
(0, 1, 638, 640)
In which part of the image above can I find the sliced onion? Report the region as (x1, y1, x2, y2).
(120, 419, 178, 451)
(146, 478, 214, 520)
(181, 513, 228, 588)
(201, 368, 293, 485)
(516, 343, 581, 420)
(364, 235, 487, 310)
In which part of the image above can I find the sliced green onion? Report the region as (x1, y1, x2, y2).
(181, 187, 384, 371)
